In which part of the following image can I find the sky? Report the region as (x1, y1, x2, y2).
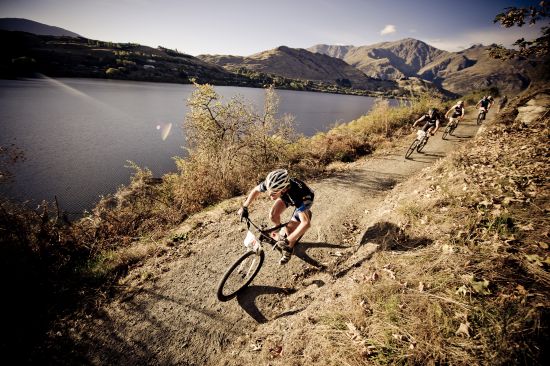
(0, 0, 547, 56)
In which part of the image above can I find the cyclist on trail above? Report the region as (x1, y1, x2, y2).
(445, 100, 465, 123)
(412, 108, 441, 135)
(476, 95, 493, 113)
(498, 95, 508, 113)
(238, 169, 314, 265)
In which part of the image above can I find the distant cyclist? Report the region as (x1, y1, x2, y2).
(238, 169, 314, 265)
(444, 100, 465, 126)
(498, 95, 508, 113)
(476, 95, 493, 114)
(412, 108, 441, 135)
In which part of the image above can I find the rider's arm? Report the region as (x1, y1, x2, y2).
(242, 186, 262, 208)
(238, 185, 262, 217)
(413, 115, 424, 127)
(444, 107, 452, 119)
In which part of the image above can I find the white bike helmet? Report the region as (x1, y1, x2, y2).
(265, 169, 290, 192)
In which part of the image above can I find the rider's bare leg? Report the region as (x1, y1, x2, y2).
(285, 220, 299, 237)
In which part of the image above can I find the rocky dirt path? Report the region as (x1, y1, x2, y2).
(67, 111, 483, 365)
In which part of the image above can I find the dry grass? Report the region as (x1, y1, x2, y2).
(297, 88, 550, 365)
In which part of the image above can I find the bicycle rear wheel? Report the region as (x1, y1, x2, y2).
(216, 249, 265, 301)
(405, 139, 419, 159)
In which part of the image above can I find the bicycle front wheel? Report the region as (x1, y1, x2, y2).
(216, 249, 265, 301)
(417, 137, 428, 152)
(405, 139, 419, 159)
(477, 113, 484, 125)
(442, 125, 451, 140)
(449, 122, 457, 135)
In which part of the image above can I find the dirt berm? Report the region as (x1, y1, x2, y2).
(51, 108, 491, 364)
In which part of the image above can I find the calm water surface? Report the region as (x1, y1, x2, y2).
(0, 78, 393, 213)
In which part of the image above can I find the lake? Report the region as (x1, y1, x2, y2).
(0, 77, 393, 214)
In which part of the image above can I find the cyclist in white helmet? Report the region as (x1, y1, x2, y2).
(444, 100, 465, 127)
(476, 95, 493, 113)
(238, 169, 314, 264)
(445, 100, 465, 119)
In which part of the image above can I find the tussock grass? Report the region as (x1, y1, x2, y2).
(298, 88, 550, 365)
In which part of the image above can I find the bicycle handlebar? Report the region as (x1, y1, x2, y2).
(243, 216, 289, 236)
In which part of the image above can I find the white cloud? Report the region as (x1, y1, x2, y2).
(380, 24, 396, 36)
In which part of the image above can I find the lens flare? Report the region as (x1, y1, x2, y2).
(37, 74, 126, 116)
(157, 123, 172, 141)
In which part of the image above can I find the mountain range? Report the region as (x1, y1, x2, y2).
(309, 39, 447, 80)
(1, 18, 543, 97)
(202, 38, 540, 96)
(198, 46, 397, 93)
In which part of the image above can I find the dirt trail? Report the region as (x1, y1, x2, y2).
(66, 112, 483, 365)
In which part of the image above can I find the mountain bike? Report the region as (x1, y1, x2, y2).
(442, 117, 459, 140)
(405, 129, 430, 159)
(477, 108, 487, 125)
(216, 216, 290, 302)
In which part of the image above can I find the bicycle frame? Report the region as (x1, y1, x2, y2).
(243, 216, 289, 250)
(442, 118, 458, 139)
(405, 129, 430, 159)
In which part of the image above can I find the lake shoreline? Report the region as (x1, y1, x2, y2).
(0, 78, 396, 214)
(2, 73, 396, 99)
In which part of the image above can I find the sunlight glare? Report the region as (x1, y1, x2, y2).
(157, 123, 172, 141)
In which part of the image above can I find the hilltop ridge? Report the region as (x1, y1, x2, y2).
(0, 17, 81, 37)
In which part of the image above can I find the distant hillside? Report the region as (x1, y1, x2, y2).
(0, 31, 393, 97)
(0, 30, 249, 85)
(198, 46, 399, 92)
(309, 39, 542, 95)
(199, 45, 451, 97)
(420, 45, 536, 95)
(310, 38, 448, 80)
(0, 18, 81, 37)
